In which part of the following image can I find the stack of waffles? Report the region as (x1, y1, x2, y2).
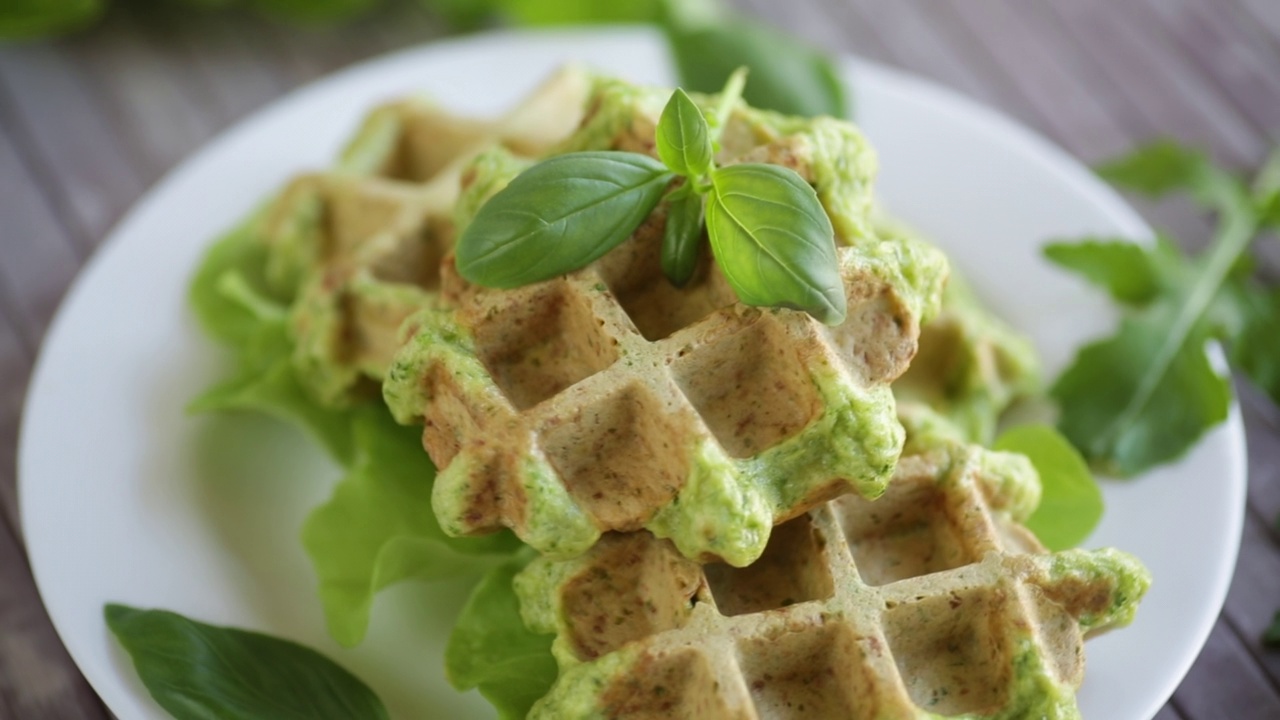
(242, 67, 1149, 719)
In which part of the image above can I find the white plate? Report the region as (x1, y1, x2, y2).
(19, 27, 1245, 720)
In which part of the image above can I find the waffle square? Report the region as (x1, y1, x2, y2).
(514, 442, 1150, 719)
(385, 209, 947, 564)
(243, 68, 595, 407)
(382, 76, 950, 565)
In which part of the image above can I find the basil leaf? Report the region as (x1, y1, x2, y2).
(105, 603, 389, 720)
(661, 187, 705, 287)
(1042, 238, 1169, 306)
(661, 3, 846, 118)
(994, 424, 1103, 551)
(656, 88, 713, 178)
(455, 152, 674, 288)
(705, 163, 846, 324)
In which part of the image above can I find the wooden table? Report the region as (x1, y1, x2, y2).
(2, 1, 1278, 717)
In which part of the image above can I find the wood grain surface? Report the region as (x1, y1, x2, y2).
(1, 1, 1279, 718)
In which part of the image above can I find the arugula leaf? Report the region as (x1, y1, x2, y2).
(301, 405, 521, 647)
(656, 88, 714, 179)
(1051, 142, 1262, 476)
(105, 603, 389, 720)
(0, 0, 100, 38)
(445, 555, 558, 720)
(706, 163, 846, 324)
(660, 0, 846, 118)
(1096, 140, 1239, 210)
(1042, 237, 1172, 305)
(1053, 299, 1234, 476)
(994, 425, 1103, 551)
(455, 151, 674, 288)
(661, 185, 704, 287)
(1232, 286, 1280, 403)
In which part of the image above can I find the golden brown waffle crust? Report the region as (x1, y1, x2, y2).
(382, 224, 949, 565)
(516, 445, 1150, 720)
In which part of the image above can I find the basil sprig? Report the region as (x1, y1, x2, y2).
(457, 72, 848, 325)
(105, 603, 390, 720)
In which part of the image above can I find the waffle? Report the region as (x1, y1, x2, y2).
(514, 441, 1149, 720)
(244, 67, 594, 407)
(383, 88, 949, 566)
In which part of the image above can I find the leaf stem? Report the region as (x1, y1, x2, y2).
(710, 67, 748, 144)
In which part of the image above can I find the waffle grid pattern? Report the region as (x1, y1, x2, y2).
(385, 222, 940, 564)
(264, 172, 449, 406)
(518, 445, 1148, 720)
(251, 67, 594, 407)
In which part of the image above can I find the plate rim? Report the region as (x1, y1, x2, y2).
(17, 25, 1247, 720)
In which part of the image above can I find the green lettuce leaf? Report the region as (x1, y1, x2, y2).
(446, 555, 558, 720)
(189, 216, 286, 347)
(302, 406, 522, 647)
(189, 339, 360, 466)
(994, 425, 1103, 551)
(188, 218, 359, 463)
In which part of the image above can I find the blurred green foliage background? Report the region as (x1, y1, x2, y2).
(2, 0, 684, 38)
(0, 0, 847, 119)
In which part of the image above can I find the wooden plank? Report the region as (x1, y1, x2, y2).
(254, 6, 414, 88)
(1172, 617, 1280, 718)
(0, 123, 83, 349)
(978, 3, 1217, 250)
(1221, 510, 1280, 690)
(66, 6, 220, 179)
(842, 0, 1045, 133)
(149, 6, 289, 128)
(1049, 0, 1266, 169)
(0, 519, 108, 719)
(739, 0, 852, 55)
(360, 2, 450, 59)
(1234, 0, 1280, 52)
(1140, 0, 1280, 143)
(0, 43, 145, 251)
(933, 1, 1136, 163)
(0, 308, 31, 535)
(1242, 386, 1280, 520)
(1038, 1, 1247, 247)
